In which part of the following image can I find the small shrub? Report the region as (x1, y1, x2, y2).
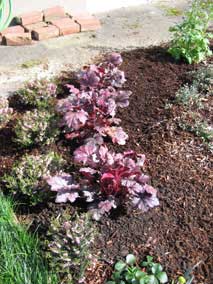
(107, 255, 168, 284)
(0, 97, 13, 128)
(169, 0, 213, 63)
(14, 109, 59, 147)
(16, 79, 57, 108)
(46, 212, 96, 283)
(3, 152, 64, 205)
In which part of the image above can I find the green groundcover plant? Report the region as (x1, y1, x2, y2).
(169, 0, 213, 63)
(107, 255, 190, 284)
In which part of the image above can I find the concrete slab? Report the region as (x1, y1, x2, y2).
(0, 0, 189, 96)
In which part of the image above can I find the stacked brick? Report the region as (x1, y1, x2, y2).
(0, 6, 101, 46)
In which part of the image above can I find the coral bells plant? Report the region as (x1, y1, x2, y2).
(46, 137, 159, 220)
(56, 53, 131, 145)
(0, 97, 13, 128)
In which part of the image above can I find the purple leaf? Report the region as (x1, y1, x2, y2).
(108, 53, 123, 66)
(64, 110, 88, 130)
(105, 126, 128, 145)
(115, 90, 131, 108)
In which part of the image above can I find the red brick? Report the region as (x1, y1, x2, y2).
(3, 33, 32, 46)
(0, 25, 25, 36)
(45, 15, 69, 24)
(23, 22, 48, 32)
(20, 11, 43, 25)
(51, 17, 80, 35)
(32, 25, 59, 40)
(43, 6, 66, 20)
(72, 14, 101, 32)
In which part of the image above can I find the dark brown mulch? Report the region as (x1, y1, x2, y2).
(0, 46, 212, 284)
(92, 47, 213, 284)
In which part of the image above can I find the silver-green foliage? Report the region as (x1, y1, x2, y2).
(3, 152, 64, 205)
(169, 0, 213, 63)
(14, 109, 59, 147)
(46, 212, 96, 284)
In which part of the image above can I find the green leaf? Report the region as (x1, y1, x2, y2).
(106, 282, 116, 284)
(140, 279, 146, 284)
(135, 271, 147, 279)
(126, 254, 136, 265)
(156, 272, 168, 283)
(151, 264, 163, 274)
(147, 275, 159, 284)
(115, 261, 126, 272)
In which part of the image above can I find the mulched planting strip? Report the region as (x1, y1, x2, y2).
(0, 46, 212, 284)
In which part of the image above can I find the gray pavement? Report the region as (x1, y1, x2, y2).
(0, 0, 189, 96)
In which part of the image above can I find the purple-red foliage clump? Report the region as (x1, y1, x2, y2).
(46, 53, 159, 219)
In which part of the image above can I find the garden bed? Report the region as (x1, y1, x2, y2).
(0, 46, 212, 284)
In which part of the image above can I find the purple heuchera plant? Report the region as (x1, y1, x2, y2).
(56, 54, 131, 145)
(45, 53, 159, 219)
(46, 173, 79, 203)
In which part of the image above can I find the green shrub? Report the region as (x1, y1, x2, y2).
(16, 79, 57, 108)
(169, 0, 213, 63)
(191, 64, 213, 95)
(14, 109, 59, 147)
(3, 152, 64, 205)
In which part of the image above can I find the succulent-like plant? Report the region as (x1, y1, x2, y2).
(46, 212, 96, 283)
(0, 97, 13, 128)
(14, 109, 59, 147)
(3, 152, 64, 205)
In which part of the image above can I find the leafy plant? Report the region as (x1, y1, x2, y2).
(169, 0, 213, 63)
(107, 254, 168, 284)
(14, 109, 59, 147)
(3, 152, 64, 205)
(56, 53, 131, 145)
(16, 79, 57, 108)
(0, 97, 13, 128)
(46, 212, 96, 283)
(46, 138, 159, 220)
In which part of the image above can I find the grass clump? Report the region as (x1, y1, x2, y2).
(0, 194, 58, 284)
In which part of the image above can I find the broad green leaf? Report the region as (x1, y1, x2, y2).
(135, 270, 147, 279)
(106, 282, 116, 284)
(156, 272, 168, 283)
(147, 275, 158, 284)
(126, 254, 136, 265)
(151, 263, 163, 274)
(115, 261, 126, 272)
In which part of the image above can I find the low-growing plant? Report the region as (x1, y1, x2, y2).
(191, 64, 213, 95)
(175, 84, 203, 108)
(16, 79, 57, 108)
(14, 109, 59, 147)
(107, 255, 168, 284)
(56, 53, 131, 145)
(3, 152, 64, 205)
(169, 0, 213, 63)
(0, 97, 13, 128)
(178, 111, 213, 149)
(46, 212, 96, 283)
(46, 137, 159, 220)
